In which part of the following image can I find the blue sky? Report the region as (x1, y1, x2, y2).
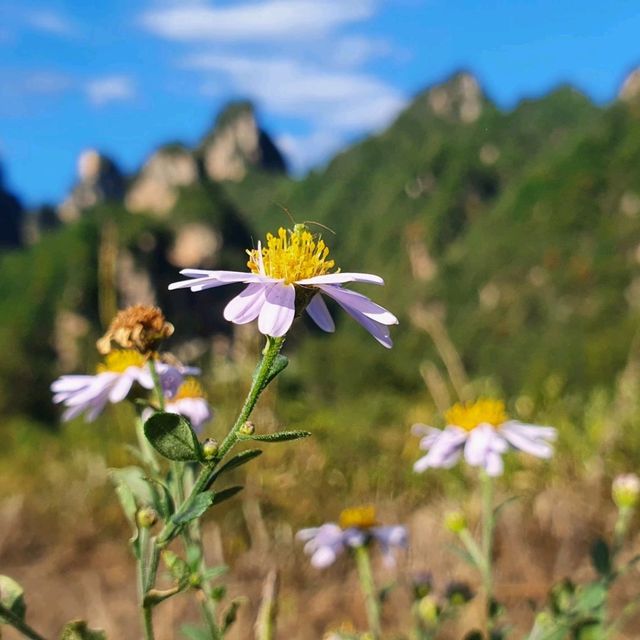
(1, 0, 640, 207)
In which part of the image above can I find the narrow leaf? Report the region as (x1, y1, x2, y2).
(0, 575, 26, 623)
(260, 353, 289, 390)
(590, 538, 611, 577)
(180, 624, 211, 640)
(211, 486, 244, 506)
(144, 412, 201, 462)
(59, 620, 106, 640)
(206, 450, 262, 488)
(172, 492, 215, 526)
(246, 430, 311, 443)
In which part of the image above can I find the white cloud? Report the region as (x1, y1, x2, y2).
(139, 0, 374, 42)
(84, 75, 137, 107)
(25, 10, 78, 38)
(188, 53, 405, 132)
(277, 129, 345, 174)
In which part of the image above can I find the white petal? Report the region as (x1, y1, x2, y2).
(311, 546, 338, 568)
(464, 425, 507, 467)
(424, 428, 466, 467)
(51, 375, 95, 393)
(499, 422, 556, 459)
(258, 283, 295, 337)
(224, 283, 269, 324)
(108, 374, 134, 403)
(485, 451, 505, 476)
(297, 272, 384, 286)
(317, 285, 398, 325)
(305, 294, 335, 332)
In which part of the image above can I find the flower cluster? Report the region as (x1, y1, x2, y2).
(412, 399, 556, 477)
(297, 506, 407, 568)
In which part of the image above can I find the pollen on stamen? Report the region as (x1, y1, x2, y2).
(173, 377, 206, 401)
(445, 399, 508, 432)
(246, 226, 336, 285)
(97, 350, 148, 374)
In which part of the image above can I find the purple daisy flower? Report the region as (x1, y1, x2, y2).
(168, 225, 398, 347)
(412, 399, 556, 477)
(51, 351, 195, 422)
(297, 506, 408, 568)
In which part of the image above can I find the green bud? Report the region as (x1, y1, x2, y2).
(239, 420, 256, 436)
(444, 510, 467, 534)
(612, 473, 640, 509)
(417, 595, 440, 625)
(445, 581, 474, 605)
(202, 438, 219, 460)
(136, 506, 158, 528)
(188, 572, 201, 588)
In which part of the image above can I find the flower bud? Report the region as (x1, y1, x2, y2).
(239, 420, 255, 436)
(411, 571, 433, 599)
(612, 473, 640, 509)
(417, 595, 440, 625)
(445, 581, 474, 605)
(444, 510, 467, 534)
(202, 438, 219, 460)
(136, 506, 158, 529)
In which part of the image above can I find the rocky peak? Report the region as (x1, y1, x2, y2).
(427, 71, 485, 123)
(126, 144, 199, 216)
(58, 149, 125, 222)
(0, 162, 24, 249)
(201, 101, 287, 182)
(619, 67, 640, 103)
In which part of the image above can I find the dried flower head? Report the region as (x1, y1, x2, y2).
(97, 305, 174, 355)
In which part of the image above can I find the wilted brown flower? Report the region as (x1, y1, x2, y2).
(97, 305, 174, 355)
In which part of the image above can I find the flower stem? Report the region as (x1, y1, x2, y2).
(480, 471, 496, 634)
(0, 603, 48, 640)
(156, 336, 285, 548)
(136, 336, 286, 629)
(354, 545, 381, 639)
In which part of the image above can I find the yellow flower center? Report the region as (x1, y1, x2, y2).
(247, 225, 336, 285)
(444, 399, 508, 432)
(172, 377, 206, 401)
(339, 505, 378, 530)
(97, 349, 148, 374)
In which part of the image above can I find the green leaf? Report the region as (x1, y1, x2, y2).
(222, 599, 242, 632)
(590, 538, 611, 577)
(59, 620, 107, 640)
(180, 624, 211, 640)
(144, 412, 201, 462)
(206, 449, 262, 488)
(202, 566, 228, 583)
(163, 551, 191, 583)
(211, 486, 244, 506)
(109, 466, 154, 508)
(258, 353, 288, 391)
(0, 575, 26, 623)
(147, 478, 175, 520)
(575, 583, 606, 614)
(172, 492, 215, 526)
(245, 430, 311, 443)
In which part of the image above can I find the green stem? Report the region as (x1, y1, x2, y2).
(480, 471, 496, 634)
(0, 603, 48, 640)
(136, 335, 286, 626)
(137, 526, 157, 640)
(156, 336, 285, 548)
(613, 505, 632, 557)
(147, 358, 165, 411)
(354, 545, 381, 639)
